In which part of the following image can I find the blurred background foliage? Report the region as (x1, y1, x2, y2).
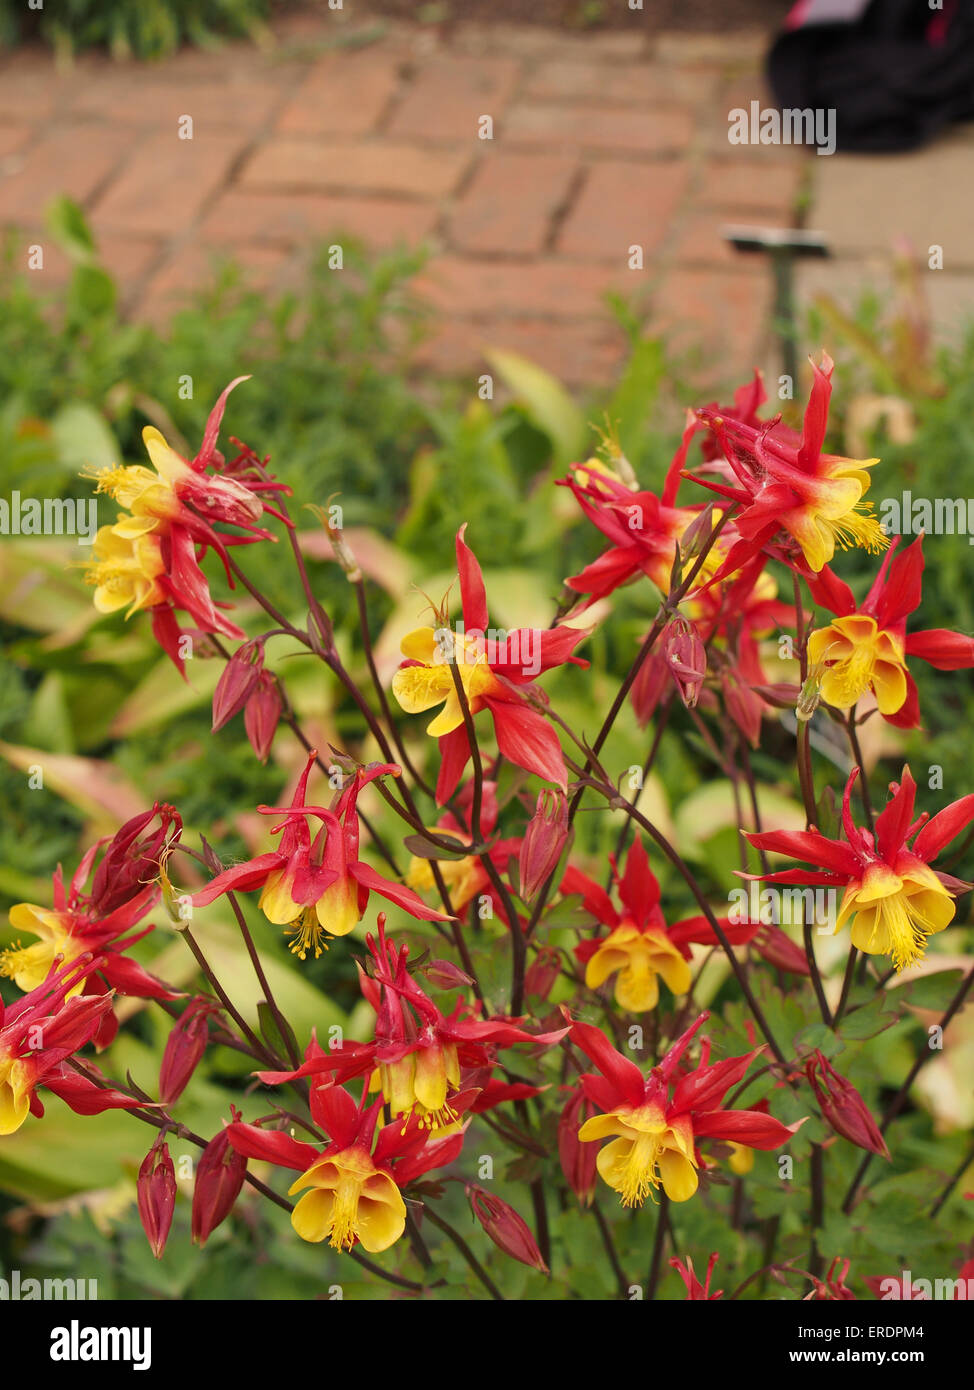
(0, 205, 972, 1298)
(0, 0, 272, 60)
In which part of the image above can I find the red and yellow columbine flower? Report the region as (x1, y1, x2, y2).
(227, 1084, 463, 1252)
(565, 838, 758, 1013)
(193, 753, 451, 959)
(689, 352, 889, 576)
(670, 1251, 723, 1300)
(557, 421, 718, 609)
(0, 957, 145, 1135)
(255, 916, 566, 1130)
(391, 525, 589, 804)
(743, 765, 974, 971)
(2, 807, 182, 1047)
(83, 378, 288, 675)
(571, 1011, 802, 1207)
(806, 535, 974, 727)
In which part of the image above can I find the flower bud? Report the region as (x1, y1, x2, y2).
(422, 959, 474, 991)
(630, 647, 669, 728)
(519, 790, 569, 902)
(192, 1113, 248, 1246)
(212, 640, 264, 732)
(466, 1185, 549, 1274)
(137, 1137, 176, 1260)
(159, 998, 212, 1104)
(754, 924, 811, 976)
(662, 617, 706, 709)
(524, 946, 562, 1002)
(722, 669, 763, 747)
(557, 1088, 598, 1207)
(244, 671, 282, 763)
(806, 1051, 889, 1159)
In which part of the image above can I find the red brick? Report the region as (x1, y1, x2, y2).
(91, 131, 249, 237)
(0, 126, 137, 222)
(557, 160, 689, 261)
(69, 72, 282, 131)
(697, 158, 804, 217)
(672, 210, 781, 270)
(449, 151, 576, 256)
(134, 242, 293, 324)
(276, 52, 401, 136)
(525, 61, 716, 107)
(388, 56, 520, 141)
(0, 53, 67, 121)
(198, 188, 438, 249)
(503, 102, 693, 154)
(0, 125, 32, 160)
(413, 317, 627, 388)
(648, 268, 772, 374)
(240, 138, 469, 198)
(412, 255, 625, 319)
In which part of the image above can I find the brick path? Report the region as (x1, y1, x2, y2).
(2, 8, 966, 392)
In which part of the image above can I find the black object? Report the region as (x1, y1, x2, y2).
(767, 0, 974, 152)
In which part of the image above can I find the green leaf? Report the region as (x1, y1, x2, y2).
(50, 400, 120, 475)
(895, 969, 965, 1012)
(485, 348, 587, 468)
(45, 196, 96, 263)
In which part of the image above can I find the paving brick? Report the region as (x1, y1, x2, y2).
(276, 51, 402, 136)
(557, 159, 689, 261)
(413, 316, 627, 387)
(648, 268, 773, 376)
(809, 138, 974, 266)
(449, 151, 577, 256)
(671, 210, 779, 270)
(0, 125, 137, 222)
(69, 72, 282, 131)
(0, 125, 33, 161)
(653, 33, 766, 66)
(387, 55, 520, 142)
(697, 157, 804, 217)
(198, 188, 438, 249)
(240, 138, 469, 198)
(412, 255, 626, 319)
(525, 60, 717, 107)
(91, 131, 250, 237)
(0, 53, 67, 121)
(503, 102, 693, 155)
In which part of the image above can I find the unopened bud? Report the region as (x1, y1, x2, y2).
(466, 1184, 549, 1274)
(192, 1111, 248, 1246)
(159, 998, 213, 1104)
(422, 959, 474, 991)
(524, 946, 562, 1002)
(212, 640, 264, 732)
(663, 616, 706, 709)
(558, 1088, 598, 1207)
(806, 1051, 889, 1159)
(137, 1137, 176, 1259)
(519, 790, 570, 902)
(244, 671, 282, 763)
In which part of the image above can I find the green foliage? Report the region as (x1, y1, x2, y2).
(0, 0, 270, 59)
